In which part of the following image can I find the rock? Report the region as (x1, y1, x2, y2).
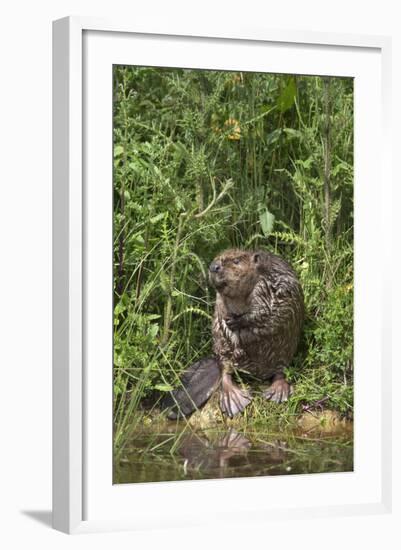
(188, 393, 223, 429)
(297, 409, 352, 433)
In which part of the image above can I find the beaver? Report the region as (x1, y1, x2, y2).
(164, 249, 304, 418)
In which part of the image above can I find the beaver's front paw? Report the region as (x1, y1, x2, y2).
(225, 314, 246, 331)
(264, 378, 293, 403)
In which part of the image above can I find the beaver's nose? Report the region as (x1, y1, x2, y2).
(209, 262, 221, 273)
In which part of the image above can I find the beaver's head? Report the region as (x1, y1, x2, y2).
(209, 249, 260, 298)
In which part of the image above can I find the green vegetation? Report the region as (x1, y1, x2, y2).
(113, 67, 354, 453)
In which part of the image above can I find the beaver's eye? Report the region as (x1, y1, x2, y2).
(233, 258, 240, 265)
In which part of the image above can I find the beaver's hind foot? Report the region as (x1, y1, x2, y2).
(263, 375, 293, 404)
(220, 372, 252, 418)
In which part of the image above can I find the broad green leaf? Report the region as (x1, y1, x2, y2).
(114, 145, 124, 157)
(266, 129, 282, 146)
(277, 78, 297, 113)
(283, 128, 302, 139)
(295, 157, 314, 169)
(150, 212, 165, 224)
(259, 206, 275, 236)
(133, 233, 144, 244)
(146, 314, 161, 321)
(148, 324, 159, 338)
(114, 302, 126, 315)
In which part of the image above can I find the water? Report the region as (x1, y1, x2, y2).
(114, 422, 353, 484)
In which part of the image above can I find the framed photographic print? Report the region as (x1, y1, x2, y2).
(52, 17, 392, 534)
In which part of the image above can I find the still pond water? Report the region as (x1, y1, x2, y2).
(114, 422, 353, 484)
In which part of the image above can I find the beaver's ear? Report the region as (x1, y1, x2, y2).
(253, 253, 260, 263)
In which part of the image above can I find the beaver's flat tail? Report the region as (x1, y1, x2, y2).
(162, 357, 221, 419)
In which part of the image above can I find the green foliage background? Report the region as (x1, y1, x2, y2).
(113, 67, 354, 448)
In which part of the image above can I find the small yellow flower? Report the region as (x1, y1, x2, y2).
(224, 118, 241, 140)
(225, 74, 242, 88)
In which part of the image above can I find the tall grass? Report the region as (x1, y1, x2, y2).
(113, 67, 354, 452)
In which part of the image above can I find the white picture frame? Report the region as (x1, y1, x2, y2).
(52, 16, 392, 534)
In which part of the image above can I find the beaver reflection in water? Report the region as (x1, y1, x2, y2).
(165, 249, 304, 418)
(178, 429, 289, 477)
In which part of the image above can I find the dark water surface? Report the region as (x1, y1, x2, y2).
(114, 423, 353, 484)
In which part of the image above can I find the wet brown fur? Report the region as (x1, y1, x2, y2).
(209, 249, 304, 382)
